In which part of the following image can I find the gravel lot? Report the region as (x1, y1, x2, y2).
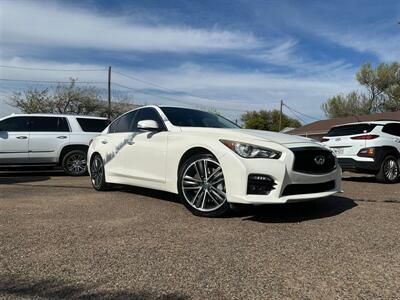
(0, 171, 399, 299)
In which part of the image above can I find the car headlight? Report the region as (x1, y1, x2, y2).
(220, 140, 281, 159)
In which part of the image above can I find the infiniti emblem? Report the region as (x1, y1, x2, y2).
(314, 155, 326, 165)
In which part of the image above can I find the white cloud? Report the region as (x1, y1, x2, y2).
(0, 58, 358, 120)
(318, 27, 400, 62)
(0, 1, 260, 53)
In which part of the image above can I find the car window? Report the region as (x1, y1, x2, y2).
(326, 124, 377, 137)
(0, 116, 30, 132)
(132, 108, 165, 131)
(109, 110, 138, 133)
(29, 117, 70, 132)
(77, 118, 110, 132)
(160, 107, 239, 128)
(382, 123, 400, 137)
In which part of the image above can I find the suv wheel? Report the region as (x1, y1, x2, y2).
(376, 155, 399, 183)
(62, 150, 87, 176)
(178, 153, 230, 217)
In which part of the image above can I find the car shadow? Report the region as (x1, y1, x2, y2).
(232, 196, 357, 223)
(0, 275, 188, 300)
(342, 175, 378, 183)
(116, 185, 356, 223)
(116, 185, 181, 204)
(0, 170, 66, 185)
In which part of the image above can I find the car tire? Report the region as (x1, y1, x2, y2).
(376, 155, 399, 183)
(62, 150, 88, 176)
(90, 154, 110, 191)
(178, 153, 231, 217)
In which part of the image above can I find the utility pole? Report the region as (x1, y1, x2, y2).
(108, 66, 112, 119)
(279, 99, 283, 132)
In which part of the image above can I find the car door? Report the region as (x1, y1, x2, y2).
(101, 110, 140, 175)
(114, 107, 169, 184)
(28, 116, 70, 164)
(0, 116, 30, 165)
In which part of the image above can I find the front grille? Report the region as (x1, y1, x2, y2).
(282, 180, 335, 196)
(291, 147, 336, 174)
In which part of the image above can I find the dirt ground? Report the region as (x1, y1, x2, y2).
(0, 171, 399, 299)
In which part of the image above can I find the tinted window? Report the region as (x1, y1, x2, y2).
(29, 117, 70, 132)
(0, 116, 30, 131)
(160, 107, 239, 128)
(382, 123, 400, 137)
(133, 108, 165, 131)
(327, 124, 377, 137)
(109, 110, 138, 133)
(77, 118, 110, 132)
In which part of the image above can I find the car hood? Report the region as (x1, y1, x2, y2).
(179, 127, 318, 145)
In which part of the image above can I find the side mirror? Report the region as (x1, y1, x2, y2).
(137, 120, 160, 131)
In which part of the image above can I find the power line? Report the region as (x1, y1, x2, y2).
(113, 82, 249, 113)
(284, 106, 307, 124)
(0, 65, 106, 72)
(113, 69, 230, 104)
(0, 78, 107, 84)
(282, 103, 320, 121)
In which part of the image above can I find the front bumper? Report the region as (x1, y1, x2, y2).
(219, 145, 342, 205)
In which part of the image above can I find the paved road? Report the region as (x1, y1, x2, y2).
(0, 173, 399, 299)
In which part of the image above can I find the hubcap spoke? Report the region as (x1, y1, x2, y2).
(182, 158, 226, 212)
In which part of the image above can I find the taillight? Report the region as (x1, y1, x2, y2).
(320, 138, 330, 142)
(351, 134, 379, 140)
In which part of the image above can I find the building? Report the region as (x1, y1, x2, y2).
(287, 111, 400, 141)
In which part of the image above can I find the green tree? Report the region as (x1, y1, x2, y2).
(241, 109, 301, 131)
(322, 62, 400, 118)
(9, 78, 135, 119)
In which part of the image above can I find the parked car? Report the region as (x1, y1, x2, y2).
(0, 113, 110, 175)
(88, 106, 341, 217)
(321, 121, 400, 183)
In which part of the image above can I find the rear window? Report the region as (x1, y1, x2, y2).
(76, 118, 110, 132)
(327, 124, 377, 137)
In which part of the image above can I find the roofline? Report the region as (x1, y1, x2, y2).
(1, 113, 109, 119)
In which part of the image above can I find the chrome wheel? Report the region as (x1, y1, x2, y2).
(90, 156, 104, 189)
(384, 159, 399, 181)
(65, 153, 87, 175)
(181, 158, 226, 212)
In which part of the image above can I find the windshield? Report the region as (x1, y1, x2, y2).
(160, 107, 240, 128)
(327, 124, 377, 137)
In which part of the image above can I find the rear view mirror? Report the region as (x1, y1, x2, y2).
(137, 120, 160, 131)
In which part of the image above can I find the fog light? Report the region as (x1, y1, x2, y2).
(247, 174, 276, 195)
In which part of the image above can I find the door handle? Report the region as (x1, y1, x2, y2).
(57, 136, 68, 139)
(16, 136, 28, 139)
(127, 141, 135, 145)
(101, 140, 108, 144)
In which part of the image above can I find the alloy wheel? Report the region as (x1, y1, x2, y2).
(181, 158, 226, 212)
(90, 156, 104, 189)
(65, 153, 87, 175)
(384, 158, 399, 181)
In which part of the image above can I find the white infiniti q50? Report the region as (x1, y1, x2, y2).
(88, 106, 342, 217)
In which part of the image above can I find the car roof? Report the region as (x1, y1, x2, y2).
(332, 120, 400, 128)
(3, 113, 108, 120)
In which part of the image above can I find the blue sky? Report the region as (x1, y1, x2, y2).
(1, 0, 399, 121)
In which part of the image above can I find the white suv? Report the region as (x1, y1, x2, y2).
(0, 114, 109, 175)
(322, 121, 400, 183)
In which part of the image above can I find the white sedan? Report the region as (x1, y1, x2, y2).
(88, 106, 341, 217)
